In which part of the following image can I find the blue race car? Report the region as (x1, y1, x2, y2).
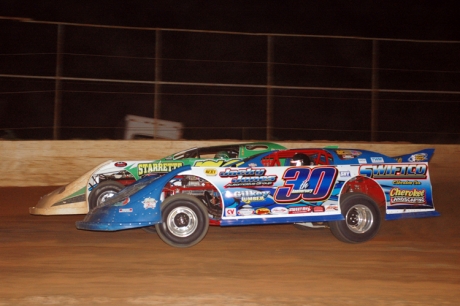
(76, 147, 439, 247)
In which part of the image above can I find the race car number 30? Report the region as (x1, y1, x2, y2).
(274, 167, 338, 203)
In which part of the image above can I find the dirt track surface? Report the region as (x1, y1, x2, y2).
(1, 182, 459, 305)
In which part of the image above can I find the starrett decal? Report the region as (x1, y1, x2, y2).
(137, 162, 183, 175)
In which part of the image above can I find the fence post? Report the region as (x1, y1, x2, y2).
(154, 29, 162, 139)
(53, 24, 64, 140)
(266, 35, 274, 141)
(371, 39, 379, 142)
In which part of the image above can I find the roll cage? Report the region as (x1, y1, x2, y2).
(260, 149, 334, 167)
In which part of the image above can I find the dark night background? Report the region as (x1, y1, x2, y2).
(1, 1, 459, 142)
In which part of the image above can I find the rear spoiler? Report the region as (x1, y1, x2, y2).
(392, 148, 435, 163)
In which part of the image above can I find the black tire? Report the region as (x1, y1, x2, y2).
(155, 194, 209, 248)
(329, 193, 381, 243)
(88, 181, 125, 210)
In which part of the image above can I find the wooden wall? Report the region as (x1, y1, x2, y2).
(1, 140, 458, 186)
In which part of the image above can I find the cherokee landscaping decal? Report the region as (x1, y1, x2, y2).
(389, 187, 426, 205)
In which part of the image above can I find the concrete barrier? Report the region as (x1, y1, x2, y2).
(0, 140, 458, 186)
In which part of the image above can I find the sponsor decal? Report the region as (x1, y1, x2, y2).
(204, 168, 217, 176)
(142, 197, 157, 209)
(114, 162, 128, 167)
(289, 206, 312, 214)
(237, 205, 254, 216)
(359, 164, 427, 179)
(335, 150, 362, 159)
(255, 208, 271, 215)
(119, 208, 133, 213)
(225, 190, 270, 204)
(339, 171, 351, 177)
(390, 187, 426, 205)
(408, 153, 428, 162)
(220, 168, 277, 187)
(313, 206, 325, 212)
(325, 204, 338, 211)
(370, 157, 384, 163)
(271, 207, 289, 215)
(138, 162, 184, 176)
(358, 158, 367, 164)
(393, 180, 422, 185)
(225, 208, 236, 217)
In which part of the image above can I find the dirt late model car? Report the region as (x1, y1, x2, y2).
(76, 147, 439, 247)
(29, 142, 286, 216)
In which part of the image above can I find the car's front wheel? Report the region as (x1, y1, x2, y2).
(155, 194, 209, 248)
(88, 181, 125, 210)
(329, 193, 381, 243)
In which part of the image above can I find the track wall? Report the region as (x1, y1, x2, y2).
(1, 140, 458, 186)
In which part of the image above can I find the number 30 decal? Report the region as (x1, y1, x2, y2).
(274, 167, 338, 203)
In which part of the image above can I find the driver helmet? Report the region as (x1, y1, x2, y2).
(290, 153, 311, 166)
(215, 151, 230, 159)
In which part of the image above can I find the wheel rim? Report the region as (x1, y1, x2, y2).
(98, 190, 117, 206)
(345, 204, 374, 234)
(166, 206, 198, 237)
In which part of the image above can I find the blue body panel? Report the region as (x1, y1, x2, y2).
(76, 167, 191, 231)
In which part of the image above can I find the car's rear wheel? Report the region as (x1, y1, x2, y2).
(88, 181, 125, 210)
(155, 194, 209, 248)
(329, 193, 381, 243)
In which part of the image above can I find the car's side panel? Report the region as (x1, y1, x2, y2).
(188, 162, 437, 225)
(190, 165, 345, 226)
(357, 162, 438, 220)
(76, 160, 439, 232)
